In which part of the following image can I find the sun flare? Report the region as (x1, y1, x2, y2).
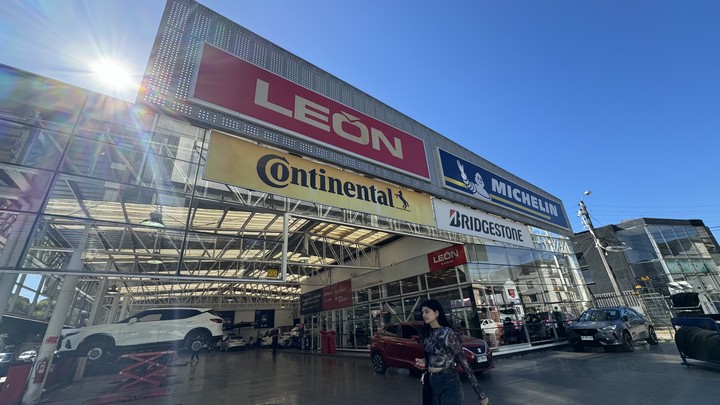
(91, 59, 133, 91)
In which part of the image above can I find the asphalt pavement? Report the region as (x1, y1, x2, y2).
(39, 340, 720, 405)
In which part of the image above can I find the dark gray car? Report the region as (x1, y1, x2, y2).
(566, 306, 659, 352)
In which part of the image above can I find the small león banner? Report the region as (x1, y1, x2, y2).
(205, 131, 435, 226)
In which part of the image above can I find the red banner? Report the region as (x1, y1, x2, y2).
(192, 44, 430, 180)
(322, 279, 353, 310)
(427, 245, 467, 272)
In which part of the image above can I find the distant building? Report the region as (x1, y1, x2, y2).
(571, 218, 720, 299)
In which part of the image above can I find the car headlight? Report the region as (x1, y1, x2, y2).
(600, 325, 619, 331)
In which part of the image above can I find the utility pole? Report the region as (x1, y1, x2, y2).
(578, 191, 626, 305)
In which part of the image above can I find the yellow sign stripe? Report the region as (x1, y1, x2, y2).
(205, 131, 435, 226)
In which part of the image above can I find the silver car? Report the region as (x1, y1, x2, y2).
(566, 306, 659, 352)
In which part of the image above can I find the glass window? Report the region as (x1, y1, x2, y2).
(386, 280, 401, 297)
(425, 268, 458, 289)
(382, 324, 398, 336)
(648, 225, 672, 257)
(468, 263, 513, 283)
(370, 286, 381, 300)
(355, 289, 369, 304)
(401, 324, 421, 339)
(617, 226, 658, 263)
(532, 250, 555, 267)
(665, 260, 682, 274)
(161, 309, 199, 320)
(136, 312, 162, 322)
(507, 248, 534, 267)
(468, 245, 508, 265)
(400, 276, 419, 294)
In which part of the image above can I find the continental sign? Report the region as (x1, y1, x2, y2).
(191, 43, 430, 180)
(205, 131, 435, 225)
(437, 148, 569, 230)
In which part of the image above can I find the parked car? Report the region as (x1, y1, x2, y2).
(58, 307, 224, 360)
(278, 332, 293, 347)
(566, 306, 659, 352)
(0, 352, 15, 377)
(17, 350, 37, 362)
(370, 321, 493, 375)
(479, 319, 498, 336)
(260, 330, 277, 347)
(220, 334, 247, 351)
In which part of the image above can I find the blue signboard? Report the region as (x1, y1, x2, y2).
(437, 149, 569, 230)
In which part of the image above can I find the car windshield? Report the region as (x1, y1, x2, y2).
(578, 309, 620, 322)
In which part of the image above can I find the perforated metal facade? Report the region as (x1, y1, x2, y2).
(138, 0, 572, 235)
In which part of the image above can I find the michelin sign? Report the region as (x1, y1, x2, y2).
(433, 199, 534, 249)
(437, 149, 569, 230)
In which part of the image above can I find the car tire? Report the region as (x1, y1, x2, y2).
(646, 326, 659, 345)
(621, 331, 634, 352)
(185, 329, 211, 352)
(371, 352, 388, 374)
(81, 336, 115, 361)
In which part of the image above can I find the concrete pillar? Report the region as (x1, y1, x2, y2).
(87, 277, 108, 327)
(22, 227, 89, 405)
(0, 213, 36, 320)
(107, 294, 121, 324)
(119, 293, 131, 321)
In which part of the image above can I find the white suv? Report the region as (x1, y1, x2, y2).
(59, 307, 223, 360)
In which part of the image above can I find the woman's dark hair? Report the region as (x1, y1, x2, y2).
(420, 299, 452, 336)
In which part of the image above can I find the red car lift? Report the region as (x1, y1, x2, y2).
(87, 350, 177, 405)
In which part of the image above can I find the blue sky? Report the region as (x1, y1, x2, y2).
(1, 0, 719, 240)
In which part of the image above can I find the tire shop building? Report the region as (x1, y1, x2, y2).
(0, 0, 592, 401)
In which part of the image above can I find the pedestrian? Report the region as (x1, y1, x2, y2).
(190, 347, 200, 362)
(414, 299, 489, 405)
(272, 328, 279, 356)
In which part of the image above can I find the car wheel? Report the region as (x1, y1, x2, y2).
(621, 331, 634, 352)
(646, 326, 659, 345)
(185, 330, 211, 352)
(82, 336, 115, 361)
(371, 352, 387, 374)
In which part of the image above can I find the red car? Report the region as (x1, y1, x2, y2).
(370, 321, 493, 374)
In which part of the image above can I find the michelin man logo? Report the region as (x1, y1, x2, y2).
(457, 160, 490, 200)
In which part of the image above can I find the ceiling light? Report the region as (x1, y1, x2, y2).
(146, 255, 164, 265)
(141, 210, 165, 228)
(106, 285, 119, 295)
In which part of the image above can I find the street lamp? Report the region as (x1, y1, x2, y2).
(578, 191, 626, 305)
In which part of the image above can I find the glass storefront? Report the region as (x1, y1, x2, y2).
(303, 239, 589, 351)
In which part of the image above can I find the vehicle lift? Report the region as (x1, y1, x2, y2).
(87, 350, 177, 405)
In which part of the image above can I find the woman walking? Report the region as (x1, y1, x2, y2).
(415, 299, 489, 405)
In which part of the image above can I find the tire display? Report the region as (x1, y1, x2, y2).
(675, 326, 720, 362)
(671, 293, 701, 309)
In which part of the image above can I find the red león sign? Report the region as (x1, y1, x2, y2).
(427, 245, 467, 272)
(191, 44, 430, 180)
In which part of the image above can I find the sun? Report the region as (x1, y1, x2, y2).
(91, 59, 133, 91)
